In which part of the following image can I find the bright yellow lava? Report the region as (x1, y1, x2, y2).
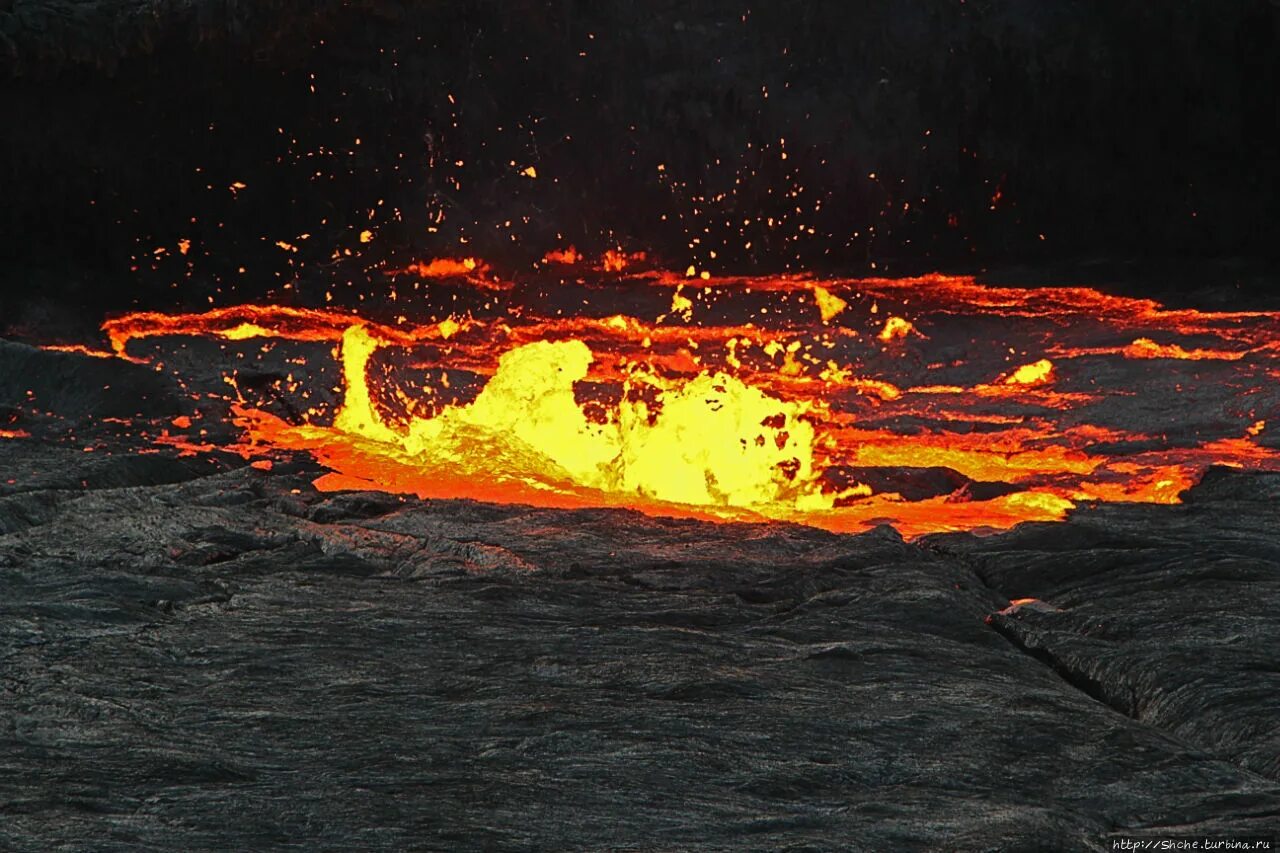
(335, 325, 847, 511)
(878, 316, 917, 342)
(220, 322, 277, 340)
(812, 285, 848, 323)
(1003, 359, 1055, 386)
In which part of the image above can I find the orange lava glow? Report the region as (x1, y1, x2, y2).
(395, 257, 498, 286)
(39, 343, 116, 358)
(89, 270, 1280, 538)
(878, 316, 919, 343)
(1122, 337, 1246, 361)
(542, 247, 583, 265)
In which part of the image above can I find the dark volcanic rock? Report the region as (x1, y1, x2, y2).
(826, 465, 1021, 502)
(0, 340, 188, 421)
(939, 467, 1280, 785)
(2, 449, 1280, 850)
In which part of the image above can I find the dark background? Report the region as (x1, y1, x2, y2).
(2, 0, 1278, 322)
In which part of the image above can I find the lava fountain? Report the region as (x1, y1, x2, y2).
(91, 260, 1280, 538)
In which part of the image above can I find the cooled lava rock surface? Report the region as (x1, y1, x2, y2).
(1, 343, 1279, 852)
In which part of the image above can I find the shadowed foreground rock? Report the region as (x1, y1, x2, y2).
(2, 430, 1279, 850)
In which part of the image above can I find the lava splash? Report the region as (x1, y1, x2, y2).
(95, 265, 1280, 538)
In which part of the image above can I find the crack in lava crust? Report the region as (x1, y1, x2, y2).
(96, 269, 1280, 538)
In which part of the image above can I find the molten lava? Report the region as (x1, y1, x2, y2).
(84, 265, 1280, 538)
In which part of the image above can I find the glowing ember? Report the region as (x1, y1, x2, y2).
(84, 270, 1280, 538)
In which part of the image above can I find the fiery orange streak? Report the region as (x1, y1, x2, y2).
(102, 304, 471, 356)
